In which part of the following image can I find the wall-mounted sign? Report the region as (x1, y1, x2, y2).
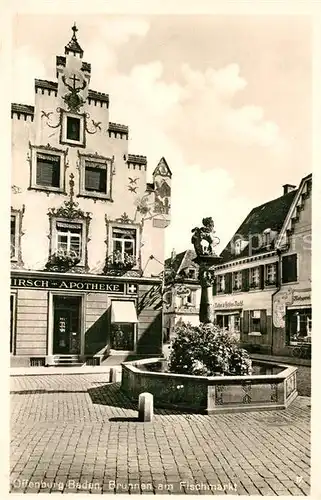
(11, 275, 138, 295)
(214, 300, 243, 310)
(176, 284, 191, 298)
(292, 290, 311, 305)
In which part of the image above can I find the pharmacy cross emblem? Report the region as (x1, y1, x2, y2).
(127, 284, 138, 294)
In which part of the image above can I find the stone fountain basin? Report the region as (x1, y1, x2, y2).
(121, 358, 298, 414)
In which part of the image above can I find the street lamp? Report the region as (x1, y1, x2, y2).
(191, 217, 221, 324)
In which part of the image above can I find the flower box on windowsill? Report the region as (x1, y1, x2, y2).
(265, 280, 276, 287)
(45, 251, 80, 272)
(110, 251, 136, 270)
(233, 286, 242, 292)
(103, 251, 137, 275)
(249, 282, 259, 289)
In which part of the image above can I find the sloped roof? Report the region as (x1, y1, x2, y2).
(153, 157, 172, 178)
(11, 103, 34, 116)
(276, 173, 312, 247)
(165, 249, 197, 276)
(220, 189, 298, 263)
(65, 24, 84, 56)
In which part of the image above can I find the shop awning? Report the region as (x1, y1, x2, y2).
(287, 305, 311, 310)
(111, 300, 138, 324)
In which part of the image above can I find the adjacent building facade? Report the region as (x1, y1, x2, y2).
(163, 249, 200, 341)
(10, 26, 172, 366)
(213, 175, 312, 356)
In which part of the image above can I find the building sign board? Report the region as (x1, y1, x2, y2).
(214, 300, 243, 309)
(292, 290, 311, 306)
(11, 276, 138, 294)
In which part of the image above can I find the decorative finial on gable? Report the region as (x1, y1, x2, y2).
(65, 22, 84, 57)
(72, 22, 78, 40)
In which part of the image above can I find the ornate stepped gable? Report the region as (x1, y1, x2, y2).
(276, 174, 312, 247)
(127, 154, 147, 166)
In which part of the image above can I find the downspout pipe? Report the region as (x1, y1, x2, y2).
(271, 248, 282, 355)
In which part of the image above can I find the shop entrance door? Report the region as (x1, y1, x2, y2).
(53, 296, 81, 354)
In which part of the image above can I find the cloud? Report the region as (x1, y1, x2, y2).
(97, 17, 150, 46)
(11, 45, 48, 103)
(169, 62, 285, 155)
(102, 57, 287, 254)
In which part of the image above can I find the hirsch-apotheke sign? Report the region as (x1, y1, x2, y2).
(11, 276, 138, 294)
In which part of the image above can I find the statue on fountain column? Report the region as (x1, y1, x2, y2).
(191, 217, 220, 256)
(191, 217, 221, 324)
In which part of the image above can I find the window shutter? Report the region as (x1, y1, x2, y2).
(212, 278, 217, 296)
(259, 265, 265, 289)
(242, 269, 249, 291)
(85, 166, 107, 192)
(291, 254, 298, 282)
(282, 254, 297, 283)
(260, 309, 267, 334)
(282, 256, 288, 283)
(243, 311, 249, 334)
(225, 272, 232, 293)
(36, 158, 60, 187)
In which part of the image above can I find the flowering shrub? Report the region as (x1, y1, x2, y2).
(168, 322, 252, 376)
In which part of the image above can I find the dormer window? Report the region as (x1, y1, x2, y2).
(234, 239, 242, 256)
(187, 268, 196, 279)
(263, 228, 272, 246)
(233, 237, 248, 256)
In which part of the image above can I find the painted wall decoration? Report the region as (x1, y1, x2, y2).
(128, 177, 139, 194)
(61, 73, 87, 113)
(134, 194, 153, 220)
(42, 109, 62, 129)
(85, 118, 102, 134)
(273, 288, 294, 328)
(273, 287, 312, 329)
(154, 179, 171, 215)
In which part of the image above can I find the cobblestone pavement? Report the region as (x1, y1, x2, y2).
(10, 374, 311, 495)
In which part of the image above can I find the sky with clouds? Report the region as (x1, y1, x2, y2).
(11, 14, 312, 257)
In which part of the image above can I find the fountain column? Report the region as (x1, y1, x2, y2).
(191, 217, 222, 324)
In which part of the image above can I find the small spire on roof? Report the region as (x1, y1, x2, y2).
(72, 22, 78, 39)
(65, 22, 84, 57)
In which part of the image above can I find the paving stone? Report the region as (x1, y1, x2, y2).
(10, 373, 311, 496)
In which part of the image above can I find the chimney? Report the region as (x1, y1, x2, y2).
(171, 248, 176, 262)
(283, 184, 296, 195)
